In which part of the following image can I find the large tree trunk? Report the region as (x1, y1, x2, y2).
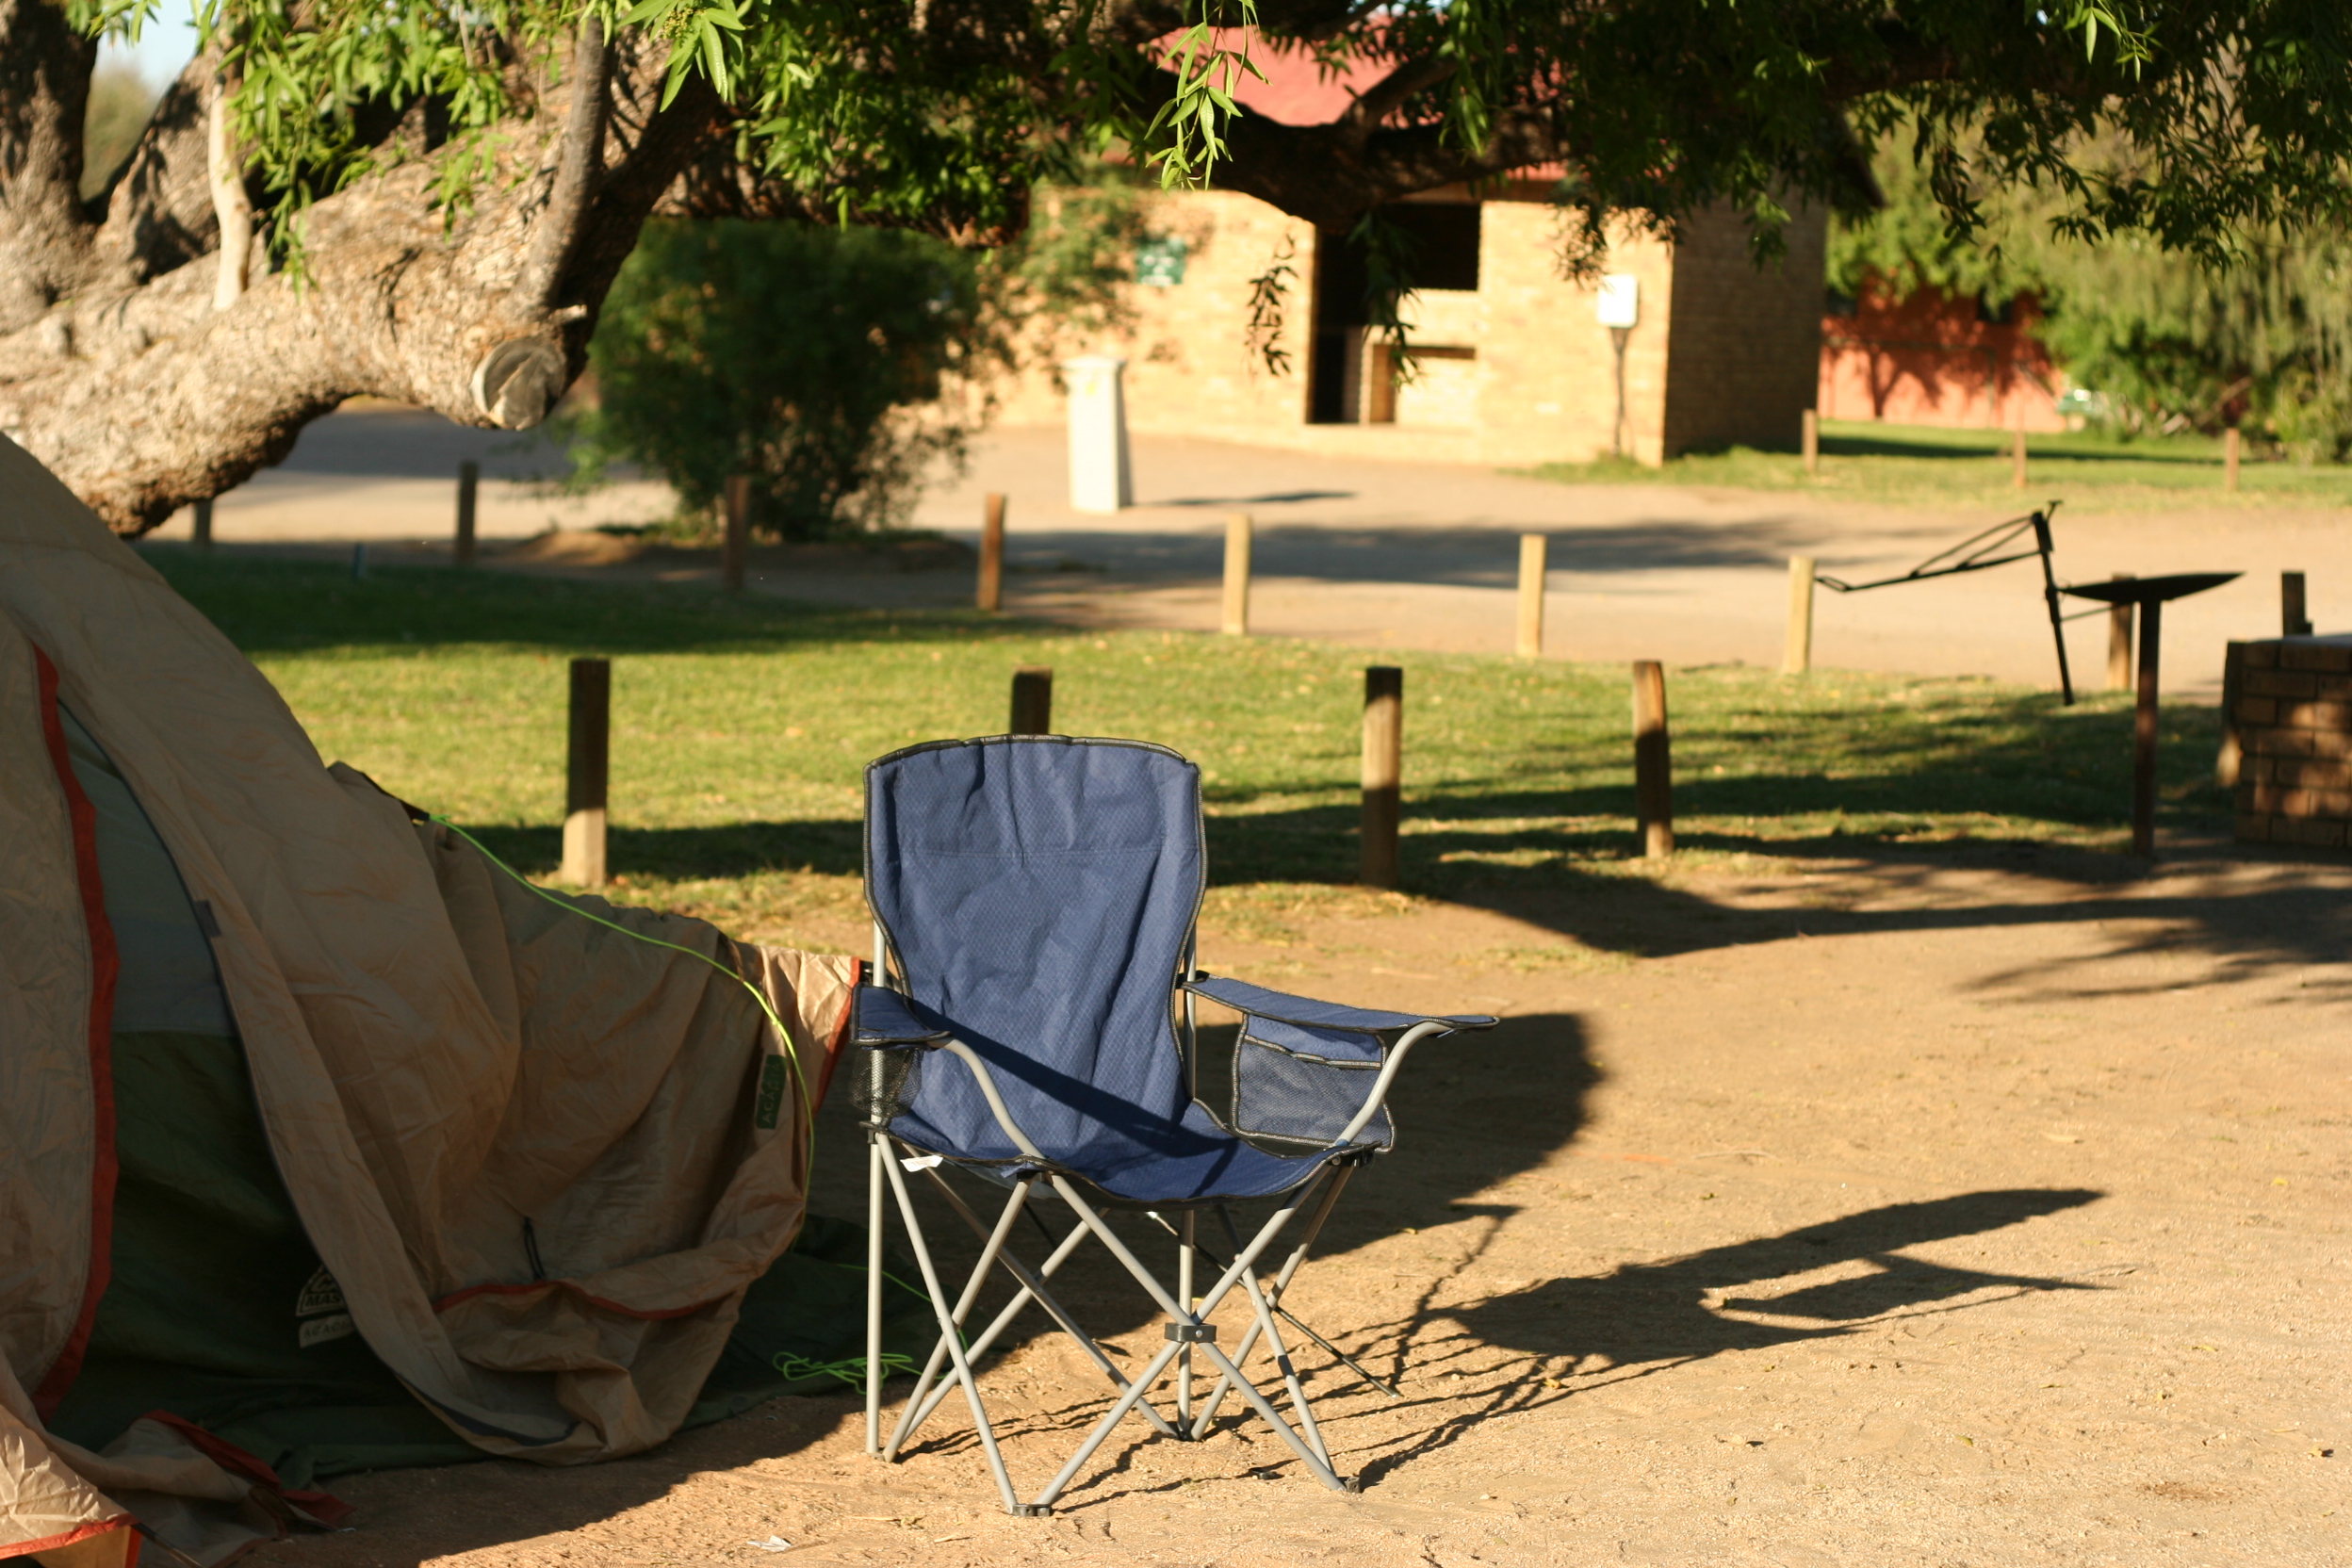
(0, 5, 719, 533)
(0, 0, 1571, 535)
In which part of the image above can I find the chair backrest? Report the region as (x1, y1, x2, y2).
(864, 736, 1203, 1160)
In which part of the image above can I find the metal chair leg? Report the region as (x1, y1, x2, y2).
(865, 1132, 886, 1456)
(886, 1175, 1034, 1461)
(879, 1149, 1023, 1512)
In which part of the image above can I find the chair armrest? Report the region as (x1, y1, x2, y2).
(1181, 974, 1497, 1035)
(853, 985, 953, 1048)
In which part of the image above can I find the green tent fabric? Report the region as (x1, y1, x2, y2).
(47, 1030, 930, 1491)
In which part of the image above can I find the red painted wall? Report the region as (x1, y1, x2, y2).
(1819, 285, 2068, 433)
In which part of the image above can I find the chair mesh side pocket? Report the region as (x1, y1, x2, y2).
(1230, 1017, 1393, 1149)
(852, 1046, 921, 1130)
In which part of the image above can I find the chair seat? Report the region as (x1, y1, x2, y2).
(890, 1098, 1352, 1208)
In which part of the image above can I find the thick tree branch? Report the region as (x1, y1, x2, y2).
(513, 17, 612, 311)
(0, 0, 96, 332)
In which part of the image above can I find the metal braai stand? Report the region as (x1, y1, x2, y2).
(2058, 573, 2240, 858)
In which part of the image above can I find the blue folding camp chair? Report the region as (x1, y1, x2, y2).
(856, 735, 1495, 1513)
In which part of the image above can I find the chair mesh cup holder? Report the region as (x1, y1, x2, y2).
(1229, 1017, 1395, 1151)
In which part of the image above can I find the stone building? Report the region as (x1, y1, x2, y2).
(994, 172, 1829, 468)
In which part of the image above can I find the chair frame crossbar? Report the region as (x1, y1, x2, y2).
(859, 1005, 1452, 1512)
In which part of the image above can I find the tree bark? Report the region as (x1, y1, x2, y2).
(0, 6, 719, 534)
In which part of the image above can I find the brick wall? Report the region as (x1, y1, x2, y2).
(1659, 203, 1828, 457)
(993, 189, 1823, 469)
(2228, 636, 2352, 848)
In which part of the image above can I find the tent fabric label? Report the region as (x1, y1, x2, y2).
(753, 1055, 788, 1131)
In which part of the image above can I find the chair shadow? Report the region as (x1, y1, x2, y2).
(1341, 1185, 2105, 1487)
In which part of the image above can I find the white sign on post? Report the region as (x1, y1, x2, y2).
(1596, 274, 1641, 329)
(1064, 355, 1134, 514)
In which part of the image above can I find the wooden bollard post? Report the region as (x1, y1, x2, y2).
(1632, 661, 1673, 858)
(977, 493, 1005, 612)
(561, 657, 611, 888)
(1784, 556, 1816, 675)
(723, 474, 751, 595)
(1009, 666, 1053, 735)
(2283, 571, 2312, 636)
(2106, 572, 2135, 692)
(192, 498, 214, 548)
(1361, 666, 1403, 888)
(2225, 427, 2242, 494)
(455, 459, 480, 565)
(2011, 424, 2029, 490)
(1515, 534, 1547, 660)
(1221, 513, 1252, 636)
(1801, 408, 1820, 477)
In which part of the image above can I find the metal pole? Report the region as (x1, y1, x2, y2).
(2030, 509, 2075, 705)
(2106, 573, 2134, 693)
(977, 493, 1005, 612)
(561, 657, 611, 887)
(2133, 598, 2162, 858)
(724, 474, 751, 595)
(1633, 661, 1672, 858)
(1515, 534, 1546, 660)
(1222, 513, 1252, 636)
(1609, 326, 1631, 460)
(1009, 666, 1053, 735)
(1360, 667, 1402, 888)
(455, 459, 479, 566)
(192, 498, 213, 548)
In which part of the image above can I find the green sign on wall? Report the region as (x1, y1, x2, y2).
(1135, 237, 1189, 287)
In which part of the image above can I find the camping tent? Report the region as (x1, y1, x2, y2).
(0, 433, 871, 1565)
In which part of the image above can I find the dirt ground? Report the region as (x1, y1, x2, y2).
(264, 838, 2352, 1568)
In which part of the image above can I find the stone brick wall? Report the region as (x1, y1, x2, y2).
(993, 187, 1822, 469)
(1660, 203, 1828, 457)
(2227, 636, 2352, 847)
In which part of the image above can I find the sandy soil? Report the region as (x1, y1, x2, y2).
(263, 839, 2352, 1568)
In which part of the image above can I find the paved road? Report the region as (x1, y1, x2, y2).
(150, 407, 2352, 694)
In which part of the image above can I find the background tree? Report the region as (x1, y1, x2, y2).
(1833, 127, 2352, 458)
(565, 181, 1140, 535)
(7, 0, 2352, 533)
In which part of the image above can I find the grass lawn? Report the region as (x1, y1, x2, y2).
(143, 547, 2231, 951)
(1527, 418, 2352, 511)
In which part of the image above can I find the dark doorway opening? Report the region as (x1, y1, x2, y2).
(1308, 203, 1482, 424)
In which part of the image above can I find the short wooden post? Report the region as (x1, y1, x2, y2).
(455, 459, 479, 566)
(2224, 427, 2242, 494)
(192, 498, 213, 548)
(1784, 556, 1816, 675)
(1361, 666, 1403, 889)
(561, 657, 611, 888)
(2011, 424, 2029, 490)
(1801, 409, 1820, 477)
(2216, 640, 2247, 789)
(1221, 513, 1252, 636)
(976, 493, 1005, 612)
(723, 474, 751, 595)
(1633, 661, 1673, 858)
(1515, 534, 1547, 660)
(1009, 666, 1053, 735)
(2283, 571, 2312, 636)
(2106, 572, 2135, 693)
